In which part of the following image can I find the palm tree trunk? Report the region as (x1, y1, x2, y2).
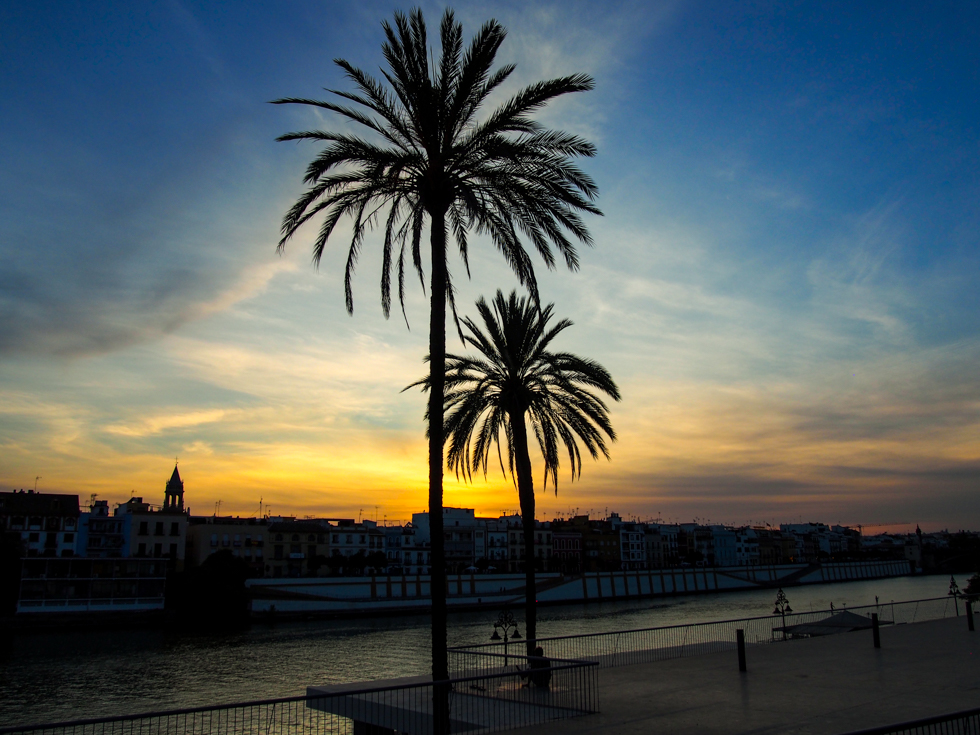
(510, 411, 537, 657)
(428, 208, 449, 733)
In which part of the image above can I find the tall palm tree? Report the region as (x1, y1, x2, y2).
(417, 290, 619, 653)
(273, 9, 600, 691)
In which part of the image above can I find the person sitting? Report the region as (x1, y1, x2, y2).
(519, 646, 552, 689)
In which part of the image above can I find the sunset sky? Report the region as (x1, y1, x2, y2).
(2, 1, 978, 530)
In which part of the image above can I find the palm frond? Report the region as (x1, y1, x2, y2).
(414, 289, 619, 495)
(274, 9, 600, 317)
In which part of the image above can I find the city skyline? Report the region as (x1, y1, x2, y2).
(2, 2, 979, 531)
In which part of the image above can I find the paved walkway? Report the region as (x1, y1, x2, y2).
(518, 616, 980, 734)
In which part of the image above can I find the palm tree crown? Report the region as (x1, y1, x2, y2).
(273, 8, 601, 700)
(273, 8, 601, 320)
(413, 289, 619, 652)
(442, 290, 620, 491)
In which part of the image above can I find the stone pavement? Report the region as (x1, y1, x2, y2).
(514, 615, 979, 734)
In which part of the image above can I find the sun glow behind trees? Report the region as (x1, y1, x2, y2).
(1, 2, 979, 531)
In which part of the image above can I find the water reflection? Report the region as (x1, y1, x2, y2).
(0, 575, 956, 727)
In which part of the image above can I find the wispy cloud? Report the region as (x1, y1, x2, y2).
(105, 409, 229, 438)
(2, 2, 979, 529)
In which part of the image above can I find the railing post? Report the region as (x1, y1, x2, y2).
(872, 613, 881, 648)
(736, 629, 747, 672)
(967, 599, 975, 632)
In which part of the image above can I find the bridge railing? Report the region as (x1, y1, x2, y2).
(0, 655, 598, 735)
(449, 596, 959, 669)
(839, 706, 980, 735)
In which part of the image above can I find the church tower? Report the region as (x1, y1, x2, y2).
(164, 463, 184, 511)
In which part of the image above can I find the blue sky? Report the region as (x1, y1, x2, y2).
(1, 1, 978, 529)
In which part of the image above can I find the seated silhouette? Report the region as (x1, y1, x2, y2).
(520, 646, 552, 689)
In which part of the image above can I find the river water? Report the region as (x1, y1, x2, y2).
(0, 574, 964, 728)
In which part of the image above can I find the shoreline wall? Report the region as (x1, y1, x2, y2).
(246, 559, 912, 618)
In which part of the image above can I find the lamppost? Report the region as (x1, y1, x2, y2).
(490, 610, 522, 666)
(949, 576, 961, 617)
(773, 588, 793, 640)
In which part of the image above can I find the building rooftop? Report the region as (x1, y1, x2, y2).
(0, 490, 79, 516)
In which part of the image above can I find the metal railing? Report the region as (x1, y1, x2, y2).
(840, 706, 980, 734)
(449, 596, 960, 669)
(0, 654, 598, 735)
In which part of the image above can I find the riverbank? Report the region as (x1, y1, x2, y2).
(246, 560, 912, 619)
(0, 575, 957, 728)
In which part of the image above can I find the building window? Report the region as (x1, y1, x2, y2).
(28, 532, 39, 542)
(169, 543, 177, 558)
(234, 534, 242, 547)
(138, 542, 146, 556)
(139, 521, 148, 535)
(170, 522, 180, 536)
(154, 543, 163, 557)
(63, 533, 74, 543)
(154, 522, 164, 536)
(222, 534, 230, 547)
(211, 533, 218, 547)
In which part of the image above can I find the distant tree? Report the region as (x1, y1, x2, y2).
(0, 535, 23, 616)
(273, 8, 600, 695)
(965, 572, 980, 598)
(310, 554, 331, 576)
(414, 290, 619, 653)
(367, 551, 389, 573)
(169, 551, 251, 627)
(347, 551, 368, 575)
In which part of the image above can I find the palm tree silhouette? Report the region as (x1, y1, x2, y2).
(414, 290, 619, 653)
(273, 9, 601, 689)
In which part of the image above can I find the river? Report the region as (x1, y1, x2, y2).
(0, 574, 965, 728)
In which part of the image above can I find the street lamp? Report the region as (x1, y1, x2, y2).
(949, 576, 961, 617)
(490, 610, 522, 666)
(773, 588, 793, 641)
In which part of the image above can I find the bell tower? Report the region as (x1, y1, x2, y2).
(164, 463, 184, 511)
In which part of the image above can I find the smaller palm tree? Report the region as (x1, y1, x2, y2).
(414, 290, 620, 653)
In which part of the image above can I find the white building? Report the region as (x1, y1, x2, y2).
(0, 490, 79, 558)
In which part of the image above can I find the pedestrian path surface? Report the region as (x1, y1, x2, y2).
(509, 615, 979, 734)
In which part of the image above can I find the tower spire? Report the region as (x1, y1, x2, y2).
(164, 462, 184, 512)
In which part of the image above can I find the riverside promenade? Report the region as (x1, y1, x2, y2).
(516, 615, 979, 735)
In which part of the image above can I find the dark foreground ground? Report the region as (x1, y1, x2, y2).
(508, 615, 979, 735)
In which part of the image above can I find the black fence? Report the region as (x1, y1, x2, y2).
(4, 596, 963, 735)
(449, 596, 960, 668)
(0, 654, 598, 735)
(841, 707, 980, 735)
